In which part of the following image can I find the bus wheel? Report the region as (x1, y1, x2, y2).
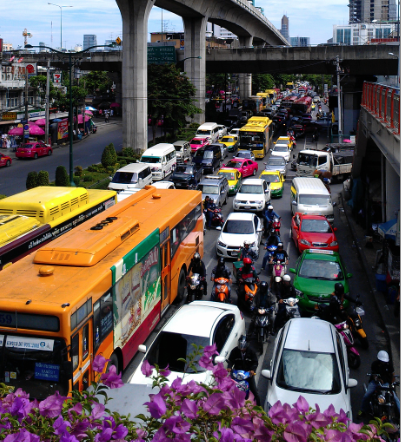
(175, 269, 187, 304)
(107, 353, 120, 374)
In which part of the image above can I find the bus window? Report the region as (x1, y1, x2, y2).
(71, 333, 79, 372)
(93, 292, 113, 352)
(82, 323, 89, 361)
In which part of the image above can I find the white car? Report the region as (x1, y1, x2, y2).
(230, 128, 241, 137)
(262, 318, 357, 418)
(216, 212, 263, 259)
(270, 144, 290, 163)
(233, 178, 270, 212)
(130, 301, 246, 386)
(217, 124, 228, 138)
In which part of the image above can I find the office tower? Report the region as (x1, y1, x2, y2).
(83, 34, 97, 51)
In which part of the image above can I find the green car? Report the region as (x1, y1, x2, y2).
(289, 249, 353, 314)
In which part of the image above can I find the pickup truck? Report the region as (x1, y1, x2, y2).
(294, 149, 354, 181)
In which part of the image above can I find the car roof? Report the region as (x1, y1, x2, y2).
(273, 144, 289, 148)
(242, 178, 264, 185)
(163, 303, 227, 337)
(218, 168, 238, 174)
(200, 175, 226, 185)
(227, 158, 245, 163)
(116, 163, 150, 173)
(261, 170, 280, 175)
(226, 212, 255, 221)
(284, 318, 335, 353)
(173, 140, 189, 147)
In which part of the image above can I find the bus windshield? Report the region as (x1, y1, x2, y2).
(240, 133, 264, 143)
(141, 156, 160, 164)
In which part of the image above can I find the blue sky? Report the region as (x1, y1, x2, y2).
(0, 0, 350, 50)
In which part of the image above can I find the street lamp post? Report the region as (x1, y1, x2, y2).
(48, 3, 73, 51)
(25, 43, 114, 186)
(177, 55, 202, 67)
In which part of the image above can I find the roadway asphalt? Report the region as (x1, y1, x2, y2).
(121, 117, 386, 422)
(0, 118, 162, 197)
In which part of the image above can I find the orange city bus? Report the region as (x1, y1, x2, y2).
(0, 186, 203, 399)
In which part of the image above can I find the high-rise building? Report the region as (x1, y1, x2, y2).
(348, 0, 398, 23)
(290, 36, 310, 47)
(206, 23, 237, 40)
(39, 42, 46, 52)
(280, 15, 289, 40)
(83, 34, 97, 51)
(333, 22, 396, 44)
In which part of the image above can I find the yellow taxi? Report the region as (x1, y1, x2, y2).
(259, 170, 285, 198)
(217, 168, 242, 195)
(274, 136, 294, 151)
(219, 135, 238, 153)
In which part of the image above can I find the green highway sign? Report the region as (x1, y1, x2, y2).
(148, 46, 176, 65)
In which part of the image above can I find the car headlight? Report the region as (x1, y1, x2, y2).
(217, 241, 226, 247)
(255, 200, 263, 205)
(230, 185, 235, 189)
(295, 289, 304, 298)
(329, 241, 338, 246)
(299, 239, 311, 245)
(234, 202, 240, 207)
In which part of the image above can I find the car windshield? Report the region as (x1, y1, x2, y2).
(298, 153, 318, 167)
(236, 152, 250, 159)
(21, 144, 35, 149)
(203, 151, 214, 159)
(175, 166, 193, 174)
(277, 349, 341, 394)
(299, 258, 343, 280)
(301, 219, 331, 233)
(299, 195, 331, 205)
(223, 220, 254, 234)
(146, 331, 209, 373)
(219, 171, 235, 181)
(174, 145, 185, 151)
(141, 156, 160, 164)
(267, 158, 285, 166)
(112, 172, 137, 184)
(261, 175, 279, 183)
(274, 145, 288, 152)
(224, 161, 242, 169)
(191, 139, 204, 145)
(239, 184, 263, 194)
(222, 137, 235, 143)
(194, 149, 205, 157)
(200, 185, 219, 195)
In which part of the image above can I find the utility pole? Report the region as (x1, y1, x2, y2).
(45, 58, 51, 145)
(336, 55, 343, 143)
(24, 68, 29, 122)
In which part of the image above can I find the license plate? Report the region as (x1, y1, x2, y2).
(244, 206, 251, 209)
(231, 251, 238, 256)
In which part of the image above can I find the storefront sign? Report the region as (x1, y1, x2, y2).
(2, 112, 17, 121)
(57, 120, 69, 140)
(34, 362, 60, 382)
(6, 336, 54, 351)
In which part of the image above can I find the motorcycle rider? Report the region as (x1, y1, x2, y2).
(263, 205, 281, 232)
(187, 252, 207, 298)
(328, 283, 357, 322)
(211, 257, 232, 302)
(204, 196, 214, 230)
(248, 281, 275, 338)
(227, 335, 261, 406)
(359, 350, 400, 417)
(262, 242, 289, 276)
(274, 274, 297, 333)
(237, 257, 260, 308)
(238, 240, 258, 263)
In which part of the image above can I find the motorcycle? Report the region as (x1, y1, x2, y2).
(186, 273, 205, 303)
(255, 305, 275, 344)
(204, 203, 224, 229)
(272, 217, 281, 237)
(92, 124, 98, 134)
(364, 374, 400, 431)
(348, 296, 369, 349)
(238, 277, 259, 312)
(231, 370, 252, 400)
(270, 260, 286, 293)
(213, 277, 230, 303)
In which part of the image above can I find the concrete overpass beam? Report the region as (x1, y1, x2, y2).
(238, 36, 253, 100)
(116, 0, 154, 152)
(183, 15, 207, 125)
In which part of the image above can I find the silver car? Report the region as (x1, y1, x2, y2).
(173, 140, 191, 163)
(264, 156, 287, 178)
(197, 175, 229, 207)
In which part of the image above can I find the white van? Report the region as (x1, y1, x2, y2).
(290, 177, 334, 223)
(108, 163, 153, 193)
(140, 143, 176, 180)
(196, 122, 219, 143)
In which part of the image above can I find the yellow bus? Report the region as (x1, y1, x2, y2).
(0, 187, 116, 271)
(256, 92, 269, 107)
(286, 81, 294, 91)
(0, 186, 203, 399)
(238, 117, 273, 159)
(265, 89, 277, 104)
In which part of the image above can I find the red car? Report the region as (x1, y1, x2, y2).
(291, 212, 339, 253)
(16, 142, 53, 159)
(0, 153, 12, 168)
(220, 157, 258, 178)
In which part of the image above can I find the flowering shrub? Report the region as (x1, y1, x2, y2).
(0, 346, 396, 441)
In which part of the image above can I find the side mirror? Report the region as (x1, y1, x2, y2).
(293, 224, 298, 230)
(214, 355, 225, 364)
(334, 227, 338, 231)
(289, 268, 296, 274)
(347, 273, 353, 278)
(292, 201, 297, 206)
(347, 378, 358, 388)
(138, 344, 147, 353)
(222, 164, 226, 167)
(261, 369, 271, 380)
(62, 361, 74, 380)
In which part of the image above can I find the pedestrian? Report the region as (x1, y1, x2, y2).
(104, 110, 109, 123)
(110, 109, 114, 117)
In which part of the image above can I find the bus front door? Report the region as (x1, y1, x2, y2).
(71, 320, 92, 391)
(160, 241, 171, 316)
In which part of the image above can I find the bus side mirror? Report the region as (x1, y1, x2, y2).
(62, 361, 74, 380)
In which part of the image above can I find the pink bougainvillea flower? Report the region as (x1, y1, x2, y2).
(100, 366, 124, 389)
(203, 393, 226, 415)
(38, 391, 66, 418)
(283, 421, 311, 442)
(140, 360, 154, 377)
(180, 399, 198, 420)
(4, 429, 40, 442)
(93, 355, 110, 373)
(292, 396, 310, 414)
(159, 365, 171, 377)
(163, 416, 191, 434)
(144, 392, 167, 419)
(91, 402, 106, 420)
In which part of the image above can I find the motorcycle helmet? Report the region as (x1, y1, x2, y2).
(243, 257, 252, 266)
(275, 276, 282, 283)
(238, 335, 248, 351)
(283, 274, 291, 282)
(268, 205, 274, 211)
(334, 283, 344, 296)
(218, 257, 225, 267)
(377, 350, 390, 363)
(244, 240, 252, 247)
(277, 242, 283, 249)
(260, 280, 269, 293)
(193, 252, 201, 263)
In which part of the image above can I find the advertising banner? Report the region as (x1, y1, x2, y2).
(112, 230, 161, 349)
(57, 120, 69, 140)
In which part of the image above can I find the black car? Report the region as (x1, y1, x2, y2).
(192, 145, 222, 174)
(171, 163, 203, 189)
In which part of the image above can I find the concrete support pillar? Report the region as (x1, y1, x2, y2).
(385, 159, 400, 222)
(115, 0, 154, 152)
(238, 36, 253, 100)
(183, 16, 207, 125)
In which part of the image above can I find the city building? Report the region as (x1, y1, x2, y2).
(39, 42, 46, 52)
(149, 32, 229, 49)
(280, 15, 289, 40)
(83, 34, 97, 51)
(206, 23, 237, 41)
(2, 42, 13, 51)
(348, 0, 398, 23)
(290, 36, 310, 46)
(333, 22, 397, 44)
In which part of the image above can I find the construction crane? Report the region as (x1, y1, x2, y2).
(22, 28, 33, 47)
